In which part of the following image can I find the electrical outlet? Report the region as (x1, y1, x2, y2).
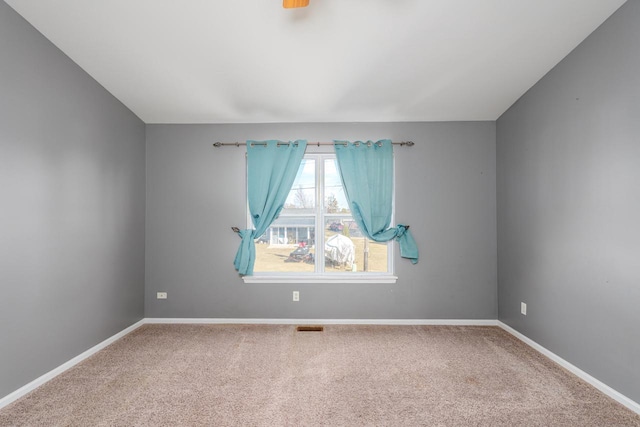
(293, 291, 300, 302)
(157, 292, 167, 299)
(521, 302, 527, 315)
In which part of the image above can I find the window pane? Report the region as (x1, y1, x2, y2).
(324, 159, 349, 214)
(324, 217, 388, 273)
(252, 154, 391, 276)
(282, 159, 315, 212)
(254, 217, 315, 273)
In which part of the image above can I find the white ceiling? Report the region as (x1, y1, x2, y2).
(5, 0, 627, 124)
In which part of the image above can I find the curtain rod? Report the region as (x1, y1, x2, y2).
(213, 140, 414, 148)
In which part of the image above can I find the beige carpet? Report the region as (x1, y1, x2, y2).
(1, 324, 638, 426)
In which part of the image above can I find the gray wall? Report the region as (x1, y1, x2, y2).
(0, 3, 146, 397)
(497, 0, 640, 403)
(145, 122, 497, 319)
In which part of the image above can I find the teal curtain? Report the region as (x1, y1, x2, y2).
(234, 140, 307, 275)
(334, 139, 418, 264)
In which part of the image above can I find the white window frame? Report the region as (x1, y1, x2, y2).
(243, 147, 397, 284)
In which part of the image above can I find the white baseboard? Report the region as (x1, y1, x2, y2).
(498, 321, 640, 415)
(0, 319, 145, 410)
(144, 318, 499, 326)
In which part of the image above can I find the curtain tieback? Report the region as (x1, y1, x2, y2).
(395, 225, 418, 265)
(395, 224, 410, 237)
(234, 229, 257, 275)
(237, 229, 253, 239)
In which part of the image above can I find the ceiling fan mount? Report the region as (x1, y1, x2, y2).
(283, 0, 309, 8)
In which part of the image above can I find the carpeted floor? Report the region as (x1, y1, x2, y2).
(1, 324, 638, 426)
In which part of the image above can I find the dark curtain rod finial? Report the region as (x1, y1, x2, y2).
(231, 226, 240, 233)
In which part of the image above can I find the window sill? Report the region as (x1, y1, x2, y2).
(243, 275, 398, 284)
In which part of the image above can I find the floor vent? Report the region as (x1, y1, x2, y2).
(296, 325, 324, 332)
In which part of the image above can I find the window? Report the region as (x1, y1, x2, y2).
(247, 152, 395, 283)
